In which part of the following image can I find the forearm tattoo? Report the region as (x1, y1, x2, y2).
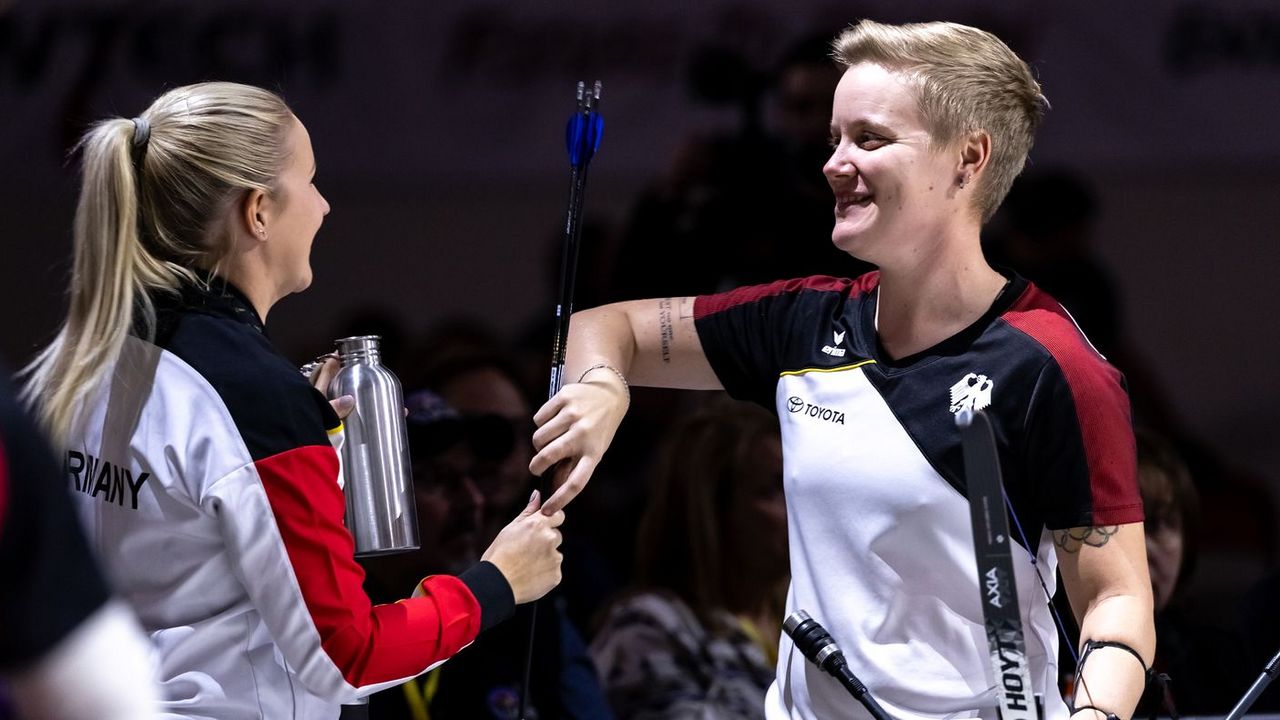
(658, 298, 674, 364)
(1053, 526, 1119, 553)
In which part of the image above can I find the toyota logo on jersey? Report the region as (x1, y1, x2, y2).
(786, 396, 845, 425)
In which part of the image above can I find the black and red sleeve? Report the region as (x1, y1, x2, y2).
(1005, 289, 1144, 529)
(693, 275, 857, 408)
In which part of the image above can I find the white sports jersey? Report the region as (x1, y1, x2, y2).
(694, 272, 1142, 720)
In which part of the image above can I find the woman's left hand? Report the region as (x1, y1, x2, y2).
(529, 376, 629, 515)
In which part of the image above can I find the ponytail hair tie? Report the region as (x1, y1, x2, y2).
(130, 117, 151, 169)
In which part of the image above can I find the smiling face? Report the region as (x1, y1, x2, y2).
(264, 116, 330, 296)
(823, 63, 967, 266)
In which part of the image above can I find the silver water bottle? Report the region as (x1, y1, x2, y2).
(328, 335, 419, 556)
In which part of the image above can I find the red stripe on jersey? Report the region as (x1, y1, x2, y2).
(694, 272, 879, 319)
(1004, 285, 1143, 525)
(256, 445, 481, 686)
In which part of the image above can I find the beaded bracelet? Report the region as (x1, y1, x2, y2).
(578, 363, 630, 404)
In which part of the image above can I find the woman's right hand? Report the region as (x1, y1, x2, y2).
(481, 491, 565, 604)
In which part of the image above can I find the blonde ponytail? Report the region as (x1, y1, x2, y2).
(23, 120, 150, 446)
(23, 82, 294, 447)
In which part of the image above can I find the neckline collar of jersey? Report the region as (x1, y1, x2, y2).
(170, 276, 266, 334)
(861, 269, 1027, 370)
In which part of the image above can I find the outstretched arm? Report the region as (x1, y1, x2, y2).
(530, 297, 720, 514)
(564, 296, 719, 388)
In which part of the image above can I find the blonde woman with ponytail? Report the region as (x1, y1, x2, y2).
(25, 82, 566, 719)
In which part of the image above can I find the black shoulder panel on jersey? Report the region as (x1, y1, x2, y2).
(1021, 357, 1096, 530)
(844, 276, 1108, 552)
(859, 320, 1063, 552)
(154, 286, 339, 462)
(695, 273, 879, 410)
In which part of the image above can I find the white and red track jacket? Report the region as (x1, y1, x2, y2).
(66, 280, 513, 719)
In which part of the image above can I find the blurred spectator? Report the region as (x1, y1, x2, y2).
(360, 390, 612, 720)
(592, 399, 786, 720)
(419, 350, 540, 543)
(767, 34, 850, 205)
(1134, 430, 1280, 714)
(1130, 429, 1232, 714)
(1138, 429, 1201, 614)
(610, 33, 867, 304)
(0, 368, 159, 719)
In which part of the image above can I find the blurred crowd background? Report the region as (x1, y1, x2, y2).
(3, 0, 1280, 715)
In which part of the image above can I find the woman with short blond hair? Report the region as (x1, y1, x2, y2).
(532, 20, 1154, 720)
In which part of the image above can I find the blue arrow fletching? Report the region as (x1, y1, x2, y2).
(566, 114, 587, 166)
(566, 111, 604, 168)
(588, 114, 604, 155)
